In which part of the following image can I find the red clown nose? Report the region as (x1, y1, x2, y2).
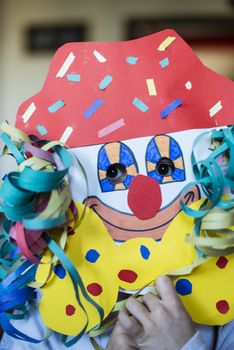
(128, 175, 162, 220)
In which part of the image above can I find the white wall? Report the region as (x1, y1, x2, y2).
(0, 0, 233, 174)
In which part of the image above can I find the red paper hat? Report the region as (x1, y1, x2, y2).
(15, 29, 234, 147)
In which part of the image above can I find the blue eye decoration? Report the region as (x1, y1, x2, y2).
(98, 142, 138, 192)
(146, 135, 185, 184)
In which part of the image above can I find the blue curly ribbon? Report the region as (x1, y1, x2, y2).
(181, 127, 234, 218)
(181, 126, 234, 257)
(0, 124, 103, 347)
(0, 260, 42, 342)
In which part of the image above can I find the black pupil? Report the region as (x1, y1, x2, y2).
(158, 164, 169, 176)
(156, 157, 175, 176)
(107, 165, 118, 178)
(106, 163, 127, 184)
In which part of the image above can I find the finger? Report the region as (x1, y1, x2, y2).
(142, 292, 161, 312)
(156, 275, 181, 306)
(125, 298, 152, 328)
(106, 321, 138, 350)
(118, 308, 142, 336)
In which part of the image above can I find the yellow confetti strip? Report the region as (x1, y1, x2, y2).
(157, 36, 176, 51)
(146, 78, 157, 96)
(60, 126, 74, 144)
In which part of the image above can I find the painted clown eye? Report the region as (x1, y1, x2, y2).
(106, 163, 127, 184)
(156, 157, 175, 176)
(146, 135, 185, 184)
(98, 142, 138, 192)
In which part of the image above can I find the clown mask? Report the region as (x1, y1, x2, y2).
(14, 29, 234, 336)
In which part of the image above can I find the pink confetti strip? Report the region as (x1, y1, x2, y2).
(98, 118, 125, 138)
(24, 143, 55, 163)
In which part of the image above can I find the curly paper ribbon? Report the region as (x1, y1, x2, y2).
(181, 126, 234, 257)
(0, 122, 104, 345)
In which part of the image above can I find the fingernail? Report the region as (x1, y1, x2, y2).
(157, 275, 168, 283)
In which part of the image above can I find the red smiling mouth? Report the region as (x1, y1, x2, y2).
(84, 186, 200, 241)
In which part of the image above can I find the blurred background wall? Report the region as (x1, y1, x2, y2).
(0, 0, 233, 174)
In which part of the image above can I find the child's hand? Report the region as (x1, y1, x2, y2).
(118, 275, 196, 350)
(105, 321, 138, 350)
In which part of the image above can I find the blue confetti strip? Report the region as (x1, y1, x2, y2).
(66, 74, 80, 82)
(48, 99, 65, 113)
(99, 75, 113, 90)
(126, 56, 139, 65)
(36, 124, 47, 136)
(160, 98, 182, 119)
(159, 57, 169, 68)
(133, 98, 149, 112)
(84, 99, 104, 119)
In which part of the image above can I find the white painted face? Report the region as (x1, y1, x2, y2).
(69, 128, 213, 241)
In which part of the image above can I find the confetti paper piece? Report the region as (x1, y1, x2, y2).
(93, 50, 106, 63)
(36, 124, 47, 136)
(99, 75, 113, 90)
(160, 98, 182, 119)
(98, 118, 125, 138)
(60, 126, 74, 144)
(126, 56, 139, 65)
(209, 101, 223, 118)
(133, 98, 149, 112)
(185, 81, 192, 90)
(21, 102, 36, 123)
(66, 74, 80, 82)
(84, 99, 105, 119)
(146, 79, 157, 96)
(157, 36, 176, 51)
(56, 52, 75, 78)
(48, 99, 65, 113)
(159, 57, 169, 68)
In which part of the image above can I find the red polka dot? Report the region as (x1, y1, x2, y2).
(87, 283, 103, 296)
(66, 304, 76, 316)
(216, 300, 230, 314)
(118, 269, 138, 283)
(216, 256, 228, 269)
